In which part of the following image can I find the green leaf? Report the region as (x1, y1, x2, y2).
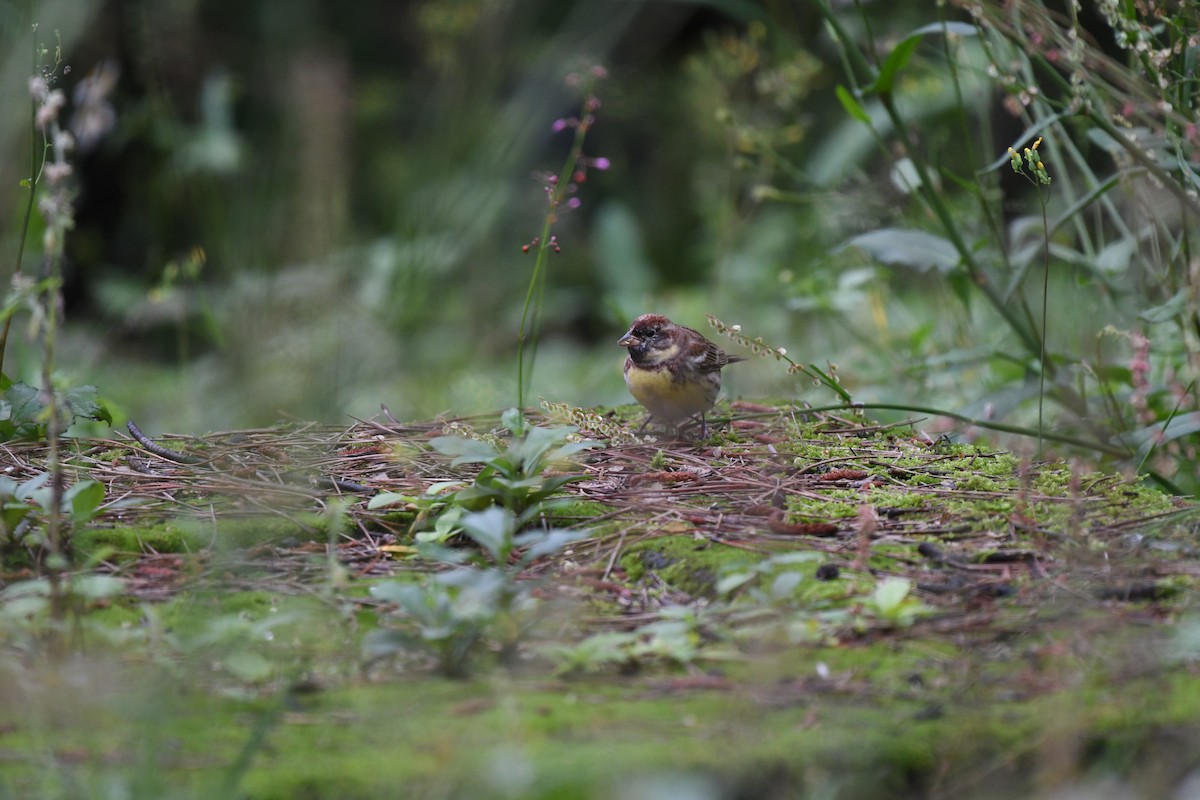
(65, 480, 105, 525)
(63, 385, 113, 426)
(518, 528, 588, 562)
(835, 85, 871, 124)
(1139, 289, 1188, 323)
(769, 571, 803, 600)
(17, 472, 51, 498)
(429, 435, 500, 465)
(907, 21, 978, 38)
(370, 581, 427, 607)
(864, 22, 978, 97)
(222, 651, 273, 683)
(716, 572, 755, 596)
(0, 595, 49, 619)
(71, 574, 125, 600)
(873, 577, 912, 615)
(367, 491, 415, 510)
(543, 439, 602, 465)
(415, 542, 470, 565)
(840, 228, 961, 274)
(458, 507, 516, 563)
(1, 502, 35, 537)
(0, 578, 51, 601)
(865, 35, 921, 96)
(1118, 412, 1200, 456)
(500, 407, 526, 435)
(509, 425, 577, 473)
(3, 381, 44, 439)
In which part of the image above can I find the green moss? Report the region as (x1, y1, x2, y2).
(75, 523, 201, 558)
(543, 499, 615, 522)
(175, 513, 333, 548)
(785, 493, 859, 520)
(621, 535, 761, 598)
(957, 474, 1001, 492)
(868, 489, 928, 510)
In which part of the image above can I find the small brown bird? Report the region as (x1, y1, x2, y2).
(618, 313, 745, 437)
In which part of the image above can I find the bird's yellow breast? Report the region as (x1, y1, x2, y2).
(624, 363, 718, 422)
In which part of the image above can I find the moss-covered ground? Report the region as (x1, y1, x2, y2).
(1, 405, 1199, 798)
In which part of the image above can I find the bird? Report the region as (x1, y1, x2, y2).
(618, 313, 746, 437)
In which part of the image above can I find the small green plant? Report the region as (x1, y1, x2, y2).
(544, 605, 720, 676)
(365, 505, 587, 677)
(0, 472, 105, 556)
(0, 569, 125, 638)
(427, 408, 599, 524)
(716, 551, 825, 603)
(0, 375, 111, 441)
(370, 409, 598, 545)
(368, 481, 464, 544)
(862, 577, 932, 628)
(716, 552, 854, 643)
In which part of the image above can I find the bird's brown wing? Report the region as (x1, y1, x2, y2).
(681, 326, 742, 372)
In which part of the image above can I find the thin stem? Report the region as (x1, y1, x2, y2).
(43, 265, 65, 625)
(0, 23, 42, 377)
(1038, 195, 1049, 457)
(516, 110, 593, 410)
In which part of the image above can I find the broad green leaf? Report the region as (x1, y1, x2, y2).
(63, 385, 113, 426)
(459, 507, 515, 562)
(841, 228, 961, 274)
(17, 473, 52, 498)
(370, 581, 427, 606)
(865, 22, 979, 97)
(415, 542, 470, 565)
(71, 574, 125, 600)
(543, 439, 602, 464)
(769, 571, 804, 600)
(520, 529, 588, 562)
(0, 578, 51, 601)
(66, 480, 105, 525)
(1140, 289, 1188, 323)
(866, 35, 921, 96)
(0, 595, 49, 619)
(428, 435, 500, 465)
(768, 552, 824, 566)
(500, 407, 526, 435)
(222, 651, 273, 683)
(716, 572, 755, 596)
(510, 425, 577, 472)
(367, 491, 415, 510)
(873, 577, 912, 614)
(1118, 412, 1200, 456)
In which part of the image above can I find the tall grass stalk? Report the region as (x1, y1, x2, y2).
(0, 24, 45, 378)
(516, 66, 607, 412)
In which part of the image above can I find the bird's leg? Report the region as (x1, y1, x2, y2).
(635, 415, 654, 434)
(698, 412, 708, 439)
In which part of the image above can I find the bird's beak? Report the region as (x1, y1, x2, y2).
(618, 329, 637, 348)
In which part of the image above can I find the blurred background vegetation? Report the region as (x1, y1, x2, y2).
(3, 0, 1199, 491)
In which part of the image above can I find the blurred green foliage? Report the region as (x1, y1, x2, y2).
(2, 0, 1199, 490)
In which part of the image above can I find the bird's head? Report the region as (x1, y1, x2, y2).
(618, 313, 680, 365)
